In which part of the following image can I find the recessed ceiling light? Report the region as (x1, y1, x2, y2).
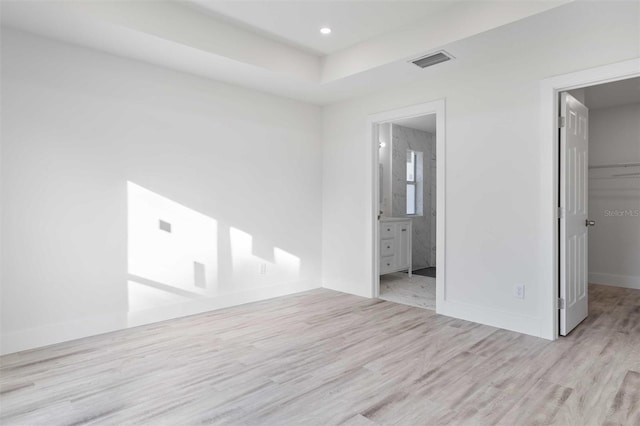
(320, 27, 332, 35)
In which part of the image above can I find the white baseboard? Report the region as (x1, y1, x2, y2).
(589, 272, 640, 290)
(437, 299, 546, 339)
(0, 281, 320, 355)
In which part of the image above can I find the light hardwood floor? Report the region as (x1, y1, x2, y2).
(1, 284, 638, 425)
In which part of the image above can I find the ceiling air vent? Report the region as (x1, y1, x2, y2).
(411, 51, 453, 69)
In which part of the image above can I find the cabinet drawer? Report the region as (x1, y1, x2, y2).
(381, 223, 395, 239)
(380, 255, 395, 273)
(380, 239, 395, 256)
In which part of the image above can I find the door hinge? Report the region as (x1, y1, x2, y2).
(557, 207, 564, 219)
(557, 298, 565, 309)
(558, 117, 566, 128)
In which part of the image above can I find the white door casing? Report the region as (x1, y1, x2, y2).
(368, 100, 445, 302)
(540, 58, 639, 340)
(559, 92, 589, 336)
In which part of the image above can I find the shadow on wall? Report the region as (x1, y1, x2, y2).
(126, 181, 300, 314)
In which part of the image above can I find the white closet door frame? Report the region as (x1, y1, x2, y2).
(540, 58, 640, 340)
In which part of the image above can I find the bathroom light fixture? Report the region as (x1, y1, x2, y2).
(320, 27, 332, 35)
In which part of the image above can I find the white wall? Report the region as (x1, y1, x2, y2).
(0, 28, 323, 354)
(588, 103, 640, 289)
(321, 1, 639, 338)
(589, 103, 640, 166)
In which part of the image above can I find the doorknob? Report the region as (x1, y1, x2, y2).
(586, 219, 596, 227)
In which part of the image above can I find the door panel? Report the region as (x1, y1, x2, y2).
(560, 93, 589, 336)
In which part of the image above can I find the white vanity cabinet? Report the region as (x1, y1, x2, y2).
(379, 218, 412, 276)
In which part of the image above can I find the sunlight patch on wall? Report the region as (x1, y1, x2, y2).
(127, 182, 218, 312)
(230, 226, 301, 288)
(274, 247, 301, 277)
(230, 226, 254, 272)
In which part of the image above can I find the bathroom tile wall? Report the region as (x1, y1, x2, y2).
(390, 124, 436, 269)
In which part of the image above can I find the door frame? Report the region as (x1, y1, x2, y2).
(540, 58, 640, 340)
(367, 99, 446, 311)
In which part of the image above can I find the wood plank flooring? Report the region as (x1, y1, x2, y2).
(1, 283, 638, 425)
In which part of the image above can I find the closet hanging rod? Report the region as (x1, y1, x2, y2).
(612, 172, 640, 177)
(589, 162, 640, 170)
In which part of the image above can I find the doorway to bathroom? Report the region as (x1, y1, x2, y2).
(368, 100, 446, 312)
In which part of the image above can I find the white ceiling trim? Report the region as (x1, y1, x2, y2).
(0, 1, 320, 83)
(0, 0, 574, 105)
(321, 0, 572, 82)
(188, 0, 457, 55)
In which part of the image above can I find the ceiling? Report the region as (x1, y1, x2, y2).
(189, 1, 456, 55)
(0, 0, 572, 105)
(584, 77, 640, 109)
(392, 114, 437, 134)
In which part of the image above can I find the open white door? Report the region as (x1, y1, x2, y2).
(559, 93, 591, 336)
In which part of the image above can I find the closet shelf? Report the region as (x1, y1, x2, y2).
(589, 162, 640, 169)
(612, 172, 640, 177)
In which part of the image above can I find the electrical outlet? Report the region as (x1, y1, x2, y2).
(514, 284, 525, 299)
(259, 263, 267, 275)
